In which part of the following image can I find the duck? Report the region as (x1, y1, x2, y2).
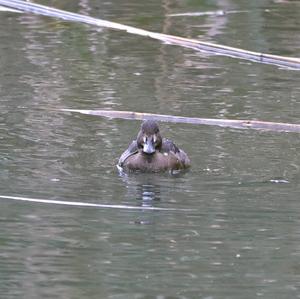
(117, 120, 190, 173)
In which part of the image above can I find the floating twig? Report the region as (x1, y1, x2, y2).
(61, 109, 300, 133)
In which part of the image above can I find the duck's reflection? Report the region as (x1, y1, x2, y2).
(118, 172, 164, 224)
(119, 171, 162, 204)
(136, 183, 161, 203)
(118, 168, 190, 230)
(118, 168, 189, 224)
(118, 165, 188, 203)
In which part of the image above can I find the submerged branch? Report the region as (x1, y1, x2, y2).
(61, 109, 300, 133)
(0, 0, 300, 69)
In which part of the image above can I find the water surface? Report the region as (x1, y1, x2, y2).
(1, 0, 300, 298)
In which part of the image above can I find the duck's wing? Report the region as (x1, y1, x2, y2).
(161, 138, 180, 154)
(162, 138, 191, 168)
(118, 140, 138, 166)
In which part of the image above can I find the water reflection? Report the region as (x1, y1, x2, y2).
(137, 183, 161, 202)
(119, 172, 162, 203)
(118, 167, 190, 202)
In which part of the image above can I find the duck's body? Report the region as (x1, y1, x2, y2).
(118, 120, 190, 173)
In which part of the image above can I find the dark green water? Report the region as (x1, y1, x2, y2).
(1, 0, 300, 298)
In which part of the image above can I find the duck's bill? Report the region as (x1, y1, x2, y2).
(143, 140, 155, 154)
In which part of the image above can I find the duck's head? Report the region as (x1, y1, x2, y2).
(137, 120, 162, 155)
